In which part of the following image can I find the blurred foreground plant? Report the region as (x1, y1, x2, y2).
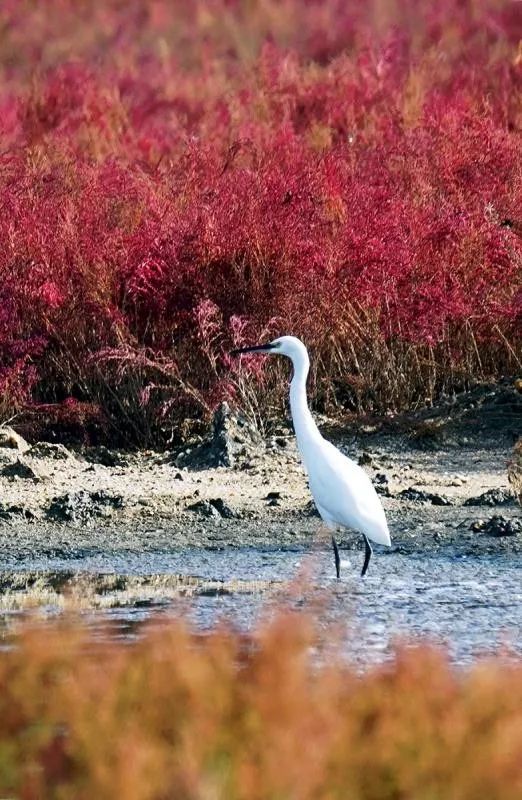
(0, 613, 520, 799)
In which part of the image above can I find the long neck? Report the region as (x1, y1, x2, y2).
(289, 351, 322, 462)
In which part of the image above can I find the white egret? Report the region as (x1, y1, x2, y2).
(231, 336, 391, 578)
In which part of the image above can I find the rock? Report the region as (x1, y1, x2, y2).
(427, 493, 453, 507)
(209, 402, 263, 466)
(265, 491, 282, 500)
(0, 427, 30, 453)
(1, 459, 42, 482)
(47, 490, 124, 523)
(303, 500, 320, 517)
(83, 446, 128, 468)
(175, 403, 263, 469)
(373, 472, 391, 496)
(0, 503, 35, 520)
(208, 498, 238, 519)
(360, 424, 380, 434)
(471, 515, 522, 537)
(0, 450, 16, 466)
(187, 498, 238, 519)
(186, 500, 219, 518)
(464, 488, 515, 507)
(399, 487, 452, 505)
(29, 442, 73, 460)
(409, 420, 446, 451)
(448, 476, 467, 486)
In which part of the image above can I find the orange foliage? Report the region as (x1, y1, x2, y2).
(0, 613, 520, 798)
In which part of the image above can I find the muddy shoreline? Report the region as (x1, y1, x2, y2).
(1, 383, 521, 606)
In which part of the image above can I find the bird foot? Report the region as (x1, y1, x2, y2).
(332, 536, 340, 580)
(361, 535, 373, 577)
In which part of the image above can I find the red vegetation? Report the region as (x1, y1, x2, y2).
(0, 613, 520, 798)
(0, 1, 521, 442)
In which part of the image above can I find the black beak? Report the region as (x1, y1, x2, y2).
(230, 343, 276, 356)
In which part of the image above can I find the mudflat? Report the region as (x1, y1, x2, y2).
(0, 383, 520, 610)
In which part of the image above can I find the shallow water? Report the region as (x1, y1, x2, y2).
(4, 546, 521, 667)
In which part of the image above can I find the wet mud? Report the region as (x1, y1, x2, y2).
(0, 384, 520, 664)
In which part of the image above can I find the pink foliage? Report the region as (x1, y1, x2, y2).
(0, 0, 520, 438)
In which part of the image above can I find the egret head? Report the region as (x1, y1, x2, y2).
(231, 335, 307, 361)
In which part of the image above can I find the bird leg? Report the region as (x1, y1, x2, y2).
(361, 535, 373, 577)
(332, 536, 341, 580)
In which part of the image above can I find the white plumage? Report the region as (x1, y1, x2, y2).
(232, 335, 391, 577)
